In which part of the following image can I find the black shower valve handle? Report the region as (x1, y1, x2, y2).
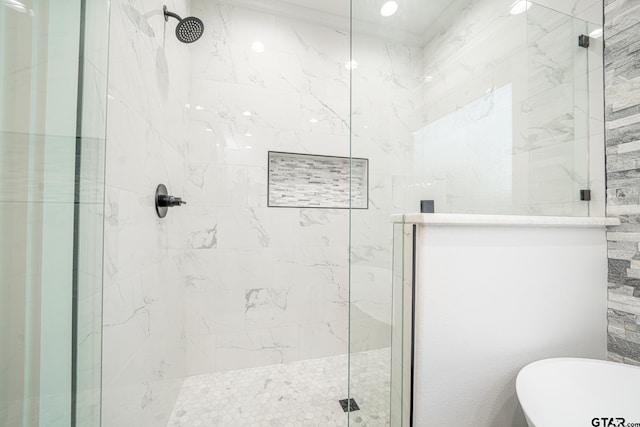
(157, 194, 186, 207)
(155, 184, 186, 218)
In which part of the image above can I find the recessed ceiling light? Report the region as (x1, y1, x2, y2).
(310, 118, 318, 123)
(251, 41, 265, 53)
(380, 1, 398, 17)
(423, 75, 433, 82)
(243, 111, 252, 117)
(589, 28, 603, 39)
(509, 0, 532, 15)
(244, 132, 253, 137)
(345, 60, 358, 70)
(206, 127, 213, 132)
(195, 105, 204, 111)
(245, 145, 252, 149)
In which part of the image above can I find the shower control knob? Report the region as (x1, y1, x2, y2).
(158, 195, 186, 207)
(155, 184, 186, 218)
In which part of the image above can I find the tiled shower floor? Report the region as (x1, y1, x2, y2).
(167, 348, 391, 426)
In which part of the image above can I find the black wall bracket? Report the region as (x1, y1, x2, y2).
(578, 34, 590, 48)
(580, 189, 592, 201)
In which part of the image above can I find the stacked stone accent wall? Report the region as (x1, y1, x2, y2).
(605, 0, 640, 364)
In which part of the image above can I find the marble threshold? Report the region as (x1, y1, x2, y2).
(392, 213, 621, 228)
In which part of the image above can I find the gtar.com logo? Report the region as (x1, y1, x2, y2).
(592, 419, 625, 427)
(592, 418, 640, 427)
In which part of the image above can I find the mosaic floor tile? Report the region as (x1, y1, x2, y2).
(168, 349, 391, 426)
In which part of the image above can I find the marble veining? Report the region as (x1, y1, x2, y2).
(184, 0, 397, 380)
(101, 0, 191, 425)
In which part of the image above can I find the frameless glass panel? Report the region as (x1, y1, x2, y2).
(0, 1, 81, 425)
(350, 0, 596, 425)
(524, 4, 591, 216)
(74, 0, 109, 424)
(0, 1, 108, 425)
(351, 0, 592, 219)
(98, 0, 351, 425)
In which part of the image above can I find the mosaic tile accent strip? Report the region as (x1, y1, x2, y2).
(605, 0, 640, 365)
(268, 152, 368, 209)
(167, 349, 391, 426)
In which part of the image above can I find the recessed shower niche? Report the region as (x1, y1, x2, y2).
(268, 151, 369, 209)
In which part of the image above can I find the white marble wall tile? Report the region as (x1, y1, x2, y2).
(244, 285, 313, 329)
(528, 142, 583, 204)
(247, 166, 268, 208)
(298, 209, 349, 247)
(214, 166, 249, 207)
(272, 15, 349, 62)
(179, 207, 218, 250)
(186, 335, 215, 376)
(180, 249, 222, 293)
(216, 208, 270, 248)
(274, 131, 349, 158)
(218, 249, 275, 289)
(102, 371, 185, 427)
(215, 327, 300, 371)
(308, 281, 349, 324)
(103, 187, 167, 283)
(187, 119, 218, 164)
(581, 2, 604, 25)
(527, 11, 577, 96)
(300, 94, 350, 136)
(213, 82, 304, 131)
(263, 209, 302, 248)
(186, 289, 246, 335)
(299, 321, 349, 360)
(183, 162, 215, 207)
(533, 0, 602, 23)
(183, 0, 407, 377)
(108, 2, 190, 143)
(102, 0, 190, 425)
(273, 247, 348, 288)
(349, 318, 393, 353)
(365, 172, 395, 212)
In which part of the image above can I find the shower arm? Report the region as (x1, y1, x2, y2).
(163, 5, 182, 22)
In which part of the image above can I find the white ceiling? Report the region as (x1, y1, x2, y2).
(222, 0, 471, 46)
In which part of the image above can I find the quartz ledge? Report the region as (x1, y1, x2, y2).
(392, 213, 621, 228)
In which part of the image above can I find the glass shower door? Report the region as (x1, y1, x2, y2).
(0, 1, 108, 425)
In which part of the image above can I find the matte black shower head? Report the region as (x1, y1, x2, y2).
(163, 5, 204, 43)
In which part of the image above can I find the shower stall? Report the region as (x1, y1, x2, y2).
(0, 0, 603, 426)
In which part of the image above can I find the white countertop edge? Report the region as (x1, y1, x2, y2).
(391, 213, 621, 227)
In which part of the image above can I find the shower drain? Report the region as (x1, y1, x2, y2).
(338, 398, 360, 412)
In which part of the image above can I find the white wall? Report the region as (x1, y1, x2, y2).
(412, 224, 608, 427)
(183, 0, 405, 376)
(101, 0, 191, 425)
